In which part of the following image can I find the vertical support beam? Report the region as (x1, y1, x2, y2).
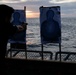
(24, 6, 27, 59)
(59, 42, 61, 62)
(41, 44, 44, 60)
(10, 44, 12, 58)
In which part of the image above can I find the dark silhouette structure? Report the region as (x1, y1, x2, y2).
(12, 12, 22, 25)
(10, 11, 26, 42)
(41, 10, 61, 43)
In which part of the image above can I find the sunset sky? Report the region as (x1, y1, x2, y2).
(0, 0, 76, 18)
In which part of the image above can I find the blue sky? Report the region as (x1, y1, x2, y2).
(0, 0, 76, 18)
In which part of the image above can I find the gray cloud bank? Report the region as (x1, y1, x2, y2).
(0, 0, 76, 18)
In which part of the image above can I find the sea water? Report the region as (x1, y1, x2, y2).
(7, 17, 76, 61)
(26, 18, 76, 51)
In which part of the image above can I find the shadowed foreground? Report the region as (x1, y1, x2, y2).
(5, 58, 76, 75)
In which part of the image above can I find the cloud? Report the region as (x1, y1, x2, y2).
(49, 0, 76, 4)
(0, 0, 48, 3)
(0, 0, 76, 18)
(0, 0, 27, 3)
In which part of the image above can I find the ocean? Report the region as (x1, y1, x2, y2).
(7, 17, 76, 62)
(26, 17, 76, 51)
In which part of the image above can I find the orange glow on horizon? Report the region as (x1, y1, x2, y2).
(26, 11, 39, 18)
